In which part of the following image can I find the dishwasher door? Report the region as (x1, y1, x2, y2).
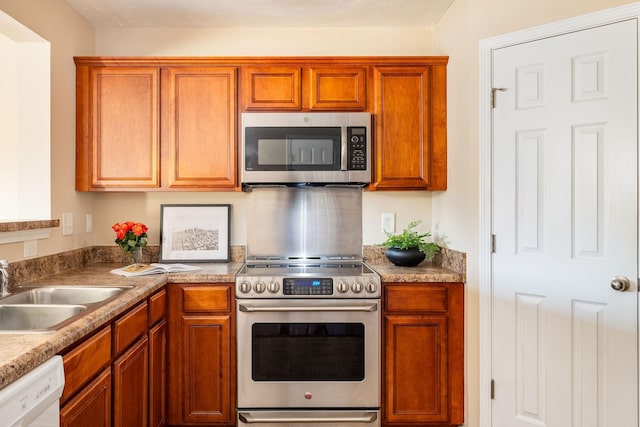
(0, 355, 65, 427)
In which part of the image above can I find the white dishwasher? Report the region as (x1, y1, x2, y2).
(0, 356, 65, 427)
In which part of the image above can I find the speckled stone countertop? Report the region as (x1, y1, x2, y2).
(0, 262, 242, 391)
(0, 245, 465, 391)
(364, 245, 466, 283)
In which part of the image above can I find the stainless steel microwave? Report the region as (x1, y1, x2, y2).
(241, 112, 371, 185)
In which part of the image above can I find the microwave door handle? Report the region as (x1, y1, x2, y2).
(341, 127, 348, 170)
(238, 303, 378, 313)
(238, 411, 378, 424)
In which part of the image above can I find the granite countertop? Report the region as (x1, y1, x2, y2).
(0, 262, 242, 390)
(0, 254, 464, 390)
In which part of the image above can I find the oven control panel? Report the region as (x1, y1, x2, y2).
(236, 275, 380, 298)
(283, 278, 333, 295)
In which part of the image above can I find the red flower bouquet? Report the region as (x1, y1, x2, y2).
(112, 221, 148, 252)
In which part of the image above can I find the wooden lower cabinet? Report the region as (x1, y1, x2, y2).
(59, 288, 167, 427)
(382, 282, 464, 426)
(113, 336, 149, 427)
(167, 283, 235, 426)
(60, 368, 112, 427)
(149, 319, 168, 427)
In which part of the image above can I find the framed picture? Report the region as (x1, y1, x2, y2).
(159, 204, 231, 263)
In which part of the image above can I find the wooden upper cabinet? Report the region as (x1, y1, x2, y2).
(372, 64, 447, 191)
(242, 66, 302, 110)
(242, 65, 367, 111)
(163, 67, 237, 189)
(75, 56, 447, 191)
(76, 66, 160, 190)
(75, 60, 238, 191)
(309, 66, 367, 110)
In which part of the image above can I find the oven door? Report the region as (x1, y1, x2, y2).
(236, 299, 380, 409)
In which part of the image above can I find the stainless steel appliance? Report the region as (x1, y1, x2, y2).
(241, 112, 371, 185)
(237, 186, 380, 427)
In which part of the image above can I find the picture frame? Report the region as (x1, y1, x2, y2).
(159, 204, 231, 263)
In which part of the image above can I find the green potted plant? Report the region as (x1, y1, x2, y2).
(381, 220, 440, 267)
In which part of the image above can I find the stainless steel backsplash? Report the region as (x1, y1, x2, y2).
(245, 186, 363, 260)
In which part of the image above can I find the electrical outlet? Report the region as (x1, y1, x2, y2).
(382, 213, 395, 233)
(24, 240, 37, 257)
(86, 213, 93, 233)
(62, 212, 73, 236)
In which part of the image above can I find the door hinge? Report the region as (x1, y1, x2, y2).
(491, 379, 495, 399)
(491, 87, 507, 108)
(491, 234, 496, 253)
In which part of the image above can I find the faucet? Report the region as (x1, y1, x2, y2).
(0, 259, 9, 297)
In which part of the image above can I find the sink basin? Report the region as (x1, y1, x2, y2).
(0, 285, 133, 333)
(0, 304, 87, 332)
(0, 286, 132, 306)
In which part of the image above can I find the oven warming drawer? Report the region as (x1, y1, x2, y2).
(238, 410, 380, 427)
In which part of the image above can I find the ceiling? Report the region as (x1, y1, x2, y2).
(63, 0, 455, 28)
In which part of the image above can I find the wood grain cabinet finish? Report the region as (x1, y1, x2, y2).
(113, 336, 149, 427)
(60, 368, 112, 427)
(167, 284, 236, 426)
(76, 56, 447, 191)
(242, 65, 367, 111)
(163, 67, 237, 189)
(75, 66, 160, 190)
(383, 283, 464, 426)
(58, 289, 167, 427)
(242, 66, 302, 110)
(372, 64, 447, 190)
(75, 60, 237, 191)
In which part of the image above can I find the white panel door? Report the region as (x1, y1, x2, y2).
(492, 19, 638, 427)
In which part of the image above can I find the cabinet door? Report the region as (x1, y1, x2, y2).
(180, 314, 233, 424)
(60, 368, 112, 427)
(77, 67, 160, 190)
(149, 319, 167, 427)
(384, 314, 449, 424)
(242, 66, 301, 110)
(113, 336, 149, 427)
(372, 65, 447, 190)
(309, 66, 367, 110)
(163, 67, 237, 188)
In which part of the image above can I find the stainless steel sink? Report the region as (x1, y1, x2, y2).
(0, 304, 87, 332)
(0, 286, 132, 306)
(0, 285, 133, 333)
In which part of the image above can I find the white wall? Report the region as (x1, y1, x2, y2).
(0, 11, 50, 222)
(91, 26, 438, 248)
(0, 0, 94, 261)
(431, 0, 636, 426)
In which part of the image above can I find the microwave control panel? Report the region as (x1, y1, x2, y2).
(347, 127, 367, 170)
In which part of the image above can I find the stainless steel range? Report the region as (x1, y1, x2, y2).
(237, 186, 381, 427)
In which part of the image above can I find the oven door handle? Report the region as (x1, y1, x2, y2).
(238, 303, 378, 313)
(238, 411, 378, 424)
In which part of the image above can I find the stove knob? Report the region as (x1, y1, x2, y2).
(351, 280, 363, 293)
(239, 281, 252, 294)
(254, 281, 266, 293)
(267, 280, 280, 293)
(366, 281, 378, 294)
(337, 281, 350, 293)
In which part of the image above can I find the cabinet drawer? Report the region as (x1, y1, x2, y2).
(148, 289, 167, 326)
(113, 302, 148, 354)
(61, 326, 111, 401)
(182, 286, 231, 312)
(384, 285, 448, 313)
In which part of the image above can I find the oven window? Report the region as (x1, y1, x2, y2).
(251, 323, 365, 381)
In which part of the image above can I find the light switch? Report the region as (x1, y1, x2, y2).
(62, 212, 73, 236)
(382, 213, 395, 233)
